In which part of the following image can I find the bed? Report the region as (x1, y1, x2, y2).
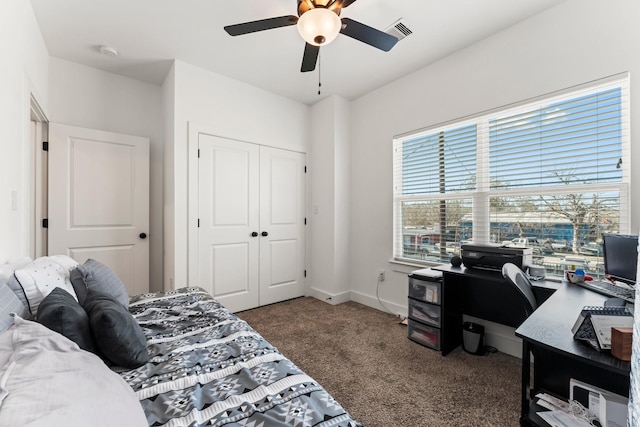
(0, 256, 361, 427)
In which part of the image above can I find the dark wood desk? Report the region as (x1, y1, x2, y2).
(515, 283, 631, 426)
(429, 265, 559, 355)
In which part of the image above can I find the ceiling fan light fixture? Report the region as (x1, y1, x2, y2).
(297, 7, 341, 46)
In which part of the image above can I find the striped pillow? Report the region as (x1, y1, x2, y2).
(0, 284, 28, 333)
(70, 259, 129, 308)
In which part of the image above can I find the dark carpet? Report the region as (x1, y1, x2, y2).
(239, 297, 522, 427)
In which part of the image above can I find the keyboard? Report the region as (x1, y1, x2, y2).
(575, 280, 635, 303)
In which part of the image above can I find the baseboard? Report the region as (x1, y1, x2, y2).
(348, 290, 407, 319)
(307, 287, 351, 305)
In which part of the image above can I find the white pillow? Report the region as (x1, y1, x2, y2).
(11, 255, 79, 315)
(0, 257, 32, 287)
(0, 316, 147, 427)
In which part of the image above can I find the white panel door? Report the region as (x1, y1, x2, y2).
(194, 134, 305, 312)
(197, 134, 260, 311)
(48, 123, 150, 296)
(259, 146, 306, 306)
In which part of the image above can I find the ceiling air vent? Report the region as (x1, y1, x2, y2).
(385, 19, 412, 41)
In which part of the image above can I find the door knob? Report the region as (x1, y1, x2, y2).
(261, 231, 269, 237)
(139, 233, 147, 239)
(251, 232, 259, 237)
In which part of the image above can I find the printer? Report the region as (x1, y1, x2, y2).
(461, 243, 532, 271)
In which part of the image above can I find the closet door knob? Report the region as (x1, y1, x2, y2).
(139, 233, 147, 239)
(251, 232, 259, 237)
(261, 231, 269, 237)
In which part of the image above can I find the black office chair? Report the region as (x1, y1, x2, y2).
(501, 263, 538, 318)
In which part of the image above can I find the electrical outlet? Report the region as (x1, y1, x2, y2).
(378, 269, 385, 281)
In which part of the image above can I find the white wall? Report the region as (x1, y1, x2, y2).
(0, 0, 49, 262)
(348, 0, 640, 352)
(165, 61, 309, 288)
(308, 96, 352, 303)
(47, 58, 165, 291)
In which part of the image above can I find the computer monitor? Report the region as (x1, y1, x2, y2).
(602, 233, 638, 286)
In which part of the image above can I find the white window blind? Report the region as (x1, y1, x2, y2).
(401, 124, 477, 195)
(489, 86, 624, 189)
(393, 74, 630, 278)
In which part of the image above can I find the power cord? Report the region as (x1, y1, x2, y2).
(376, 274, 405, 323)
(484, 345, 498, 355)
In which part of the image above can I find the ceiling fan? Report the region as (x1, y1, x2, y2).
(224, 0, 398, 72)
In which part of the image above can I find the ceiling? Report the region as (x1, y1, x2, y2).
(30, 0, 565, 105)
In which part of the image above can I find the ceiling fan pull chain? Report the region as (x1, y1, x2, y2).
(318, 53, 322, 95)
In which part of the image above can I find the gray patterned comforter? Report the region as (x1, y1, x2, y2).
(116, 287, 362, 427)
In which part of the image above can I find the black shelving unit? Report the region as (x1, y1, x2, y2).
(407, 268, 462, 355)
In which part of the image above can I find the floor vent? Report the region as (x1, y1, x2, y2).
(385, 19, 412, 41)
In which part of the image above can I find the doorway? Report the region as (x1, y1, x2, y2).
(39, 123, 151, 296)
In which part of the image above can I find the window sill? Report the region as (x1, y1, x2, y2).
(390, 257, 566, 284)
(388, 258, 444, 275)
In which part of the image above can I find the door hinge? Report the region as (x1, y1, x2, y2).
(42, 218, 48, 228)
(42, 141, 49, 151)
(304, 165, 307, 173)
(304, 217, 307, 225)
(304, 270, 307, 277)
(197, 218, 200, 228)
(197, 148, 200, 158)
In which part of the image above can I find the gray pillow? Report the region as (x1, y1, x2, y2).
(83, 289, 148, 369)
(0, 284, 29, 333)
(70, 259, 129, 308)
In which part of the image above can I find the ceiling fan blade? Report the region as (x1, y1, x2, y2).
(224, 15, 298, 36)
(331, 0, 358, 8)
(339, 17, 398, 51)
(301, 43, 320, 72)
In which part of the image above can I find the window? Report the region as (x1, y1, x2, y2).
(393, 74, 630, 279)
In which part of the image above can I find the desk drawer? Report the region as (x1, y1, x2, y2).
(408, 277, 441, 305)
(408, 319, 441, 351)
(408, 298, 441, 327)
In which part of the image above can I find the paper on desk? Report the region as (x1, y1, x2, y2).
(537, 411, 594, 427)
(590, 314, 634, 349)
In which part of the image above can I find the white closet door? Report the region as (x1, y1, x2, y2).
(48, 123, 150, 296)
(197, 134, 260, 311)
(194, 133, 306, 312)
(259, 146, 306, 306)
